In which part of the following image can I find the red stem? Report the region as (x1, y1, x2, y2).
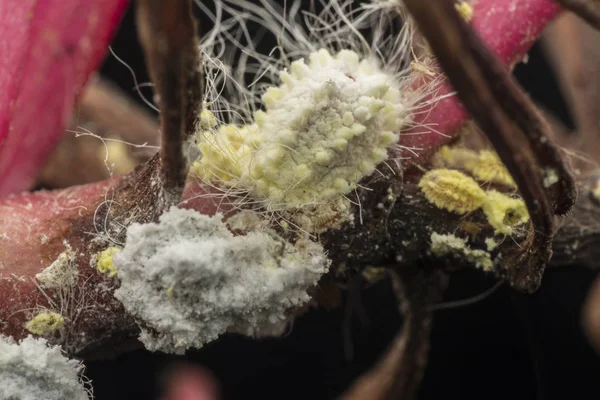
(0, 0, 129, 196)
(401, 0, 561, 164)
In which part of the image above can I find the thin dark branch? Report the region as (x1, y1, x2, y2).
(554, 0, 600, 30)
(550, 173, 600, 269)
(136, 0, 202, 205)
(542, 13, 600, 170)
(339, 267, 446, 400)
(402, 0, 576, 292)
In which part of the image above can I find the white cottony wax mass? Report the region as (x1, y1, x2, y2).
(0, 336, 89, 400)
(114, 207, 330, 354)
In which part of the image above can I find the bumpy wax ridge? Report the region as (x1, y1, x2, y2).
(193, 48, 408, 209)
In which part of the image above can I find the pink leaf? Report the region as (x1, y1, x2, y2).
(0, 0, 129, 196)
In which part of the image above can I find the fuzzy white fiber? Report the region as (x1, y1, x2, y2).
(0, 336, 89, 400)
(114, 207, 330, 354)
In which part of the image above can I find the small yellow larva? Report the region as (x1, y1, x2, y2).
(418, 169, 486, 214)
(455, 1, 474, 22)
(25, 311, 65, 336)
(433, 146, 516, 189)
(466, 150, 516, 189)
(481, 190, 529, 235)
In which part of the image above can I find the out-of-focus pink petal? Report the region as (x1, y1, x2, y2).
(401, 0, 561, 163)
(0, 0, 129, 196)
(162, 365, 219, 400)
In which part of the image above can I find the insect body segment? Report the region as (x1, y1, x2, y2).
(418, 169, 486, 214)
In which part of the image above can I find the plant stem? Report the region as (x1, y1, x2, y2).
(553, 0, 600, 29)
(339, 267, 446, 400)
(136, 0, 202, 205)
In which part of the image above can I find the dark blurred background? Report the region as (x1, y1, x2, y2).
(87, 3, 600, 399)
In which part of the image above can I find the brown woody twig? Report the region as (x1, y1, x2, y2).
(339, 267, 446, 400)
(553, 0, 600, 30)
(543, 12, 600, 168)
(136, 0, 202, 205)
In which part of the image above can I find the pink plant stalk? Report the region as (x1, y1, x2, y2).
(0, 0, 129, 196)
(0, 0, 563, 343)
(402, 0, 561, 162)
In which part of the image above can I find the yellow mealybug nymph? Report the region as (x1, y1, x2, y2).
(466, 150, 516, 189)
(100, 140, 137, 176)
(25, 311, 65, 336)
(420, 169, 529, 235)
(96, 247, 121, 277)
(191, 123, 257, 183)
(481, 190, 530, 235)
(432, 145, 478, 169)
(455, 1, 474, 22)
(418, 169, 487, 214)
(433, 146, 516, 189)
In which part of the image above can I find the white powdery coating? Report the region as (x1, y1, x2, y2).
(114, 207, 330, 354)
(0, 336, 88, 400)
(430, 232, 493, 272)
(248, 49, 407, 204)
